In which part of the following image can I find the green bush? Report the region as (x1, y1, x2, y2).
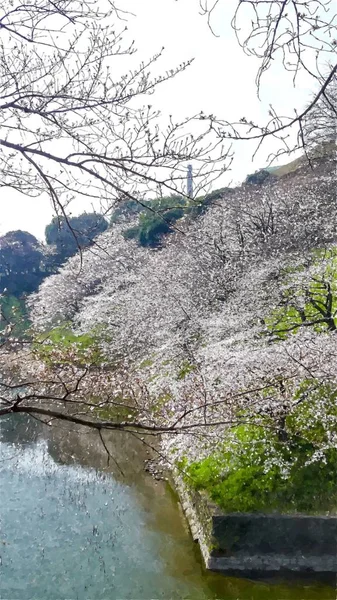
(122, 226, 140, 241)
(182, 395, 337, 514)
(110, 199, 143, 225)
(0, 294, 31, 339)
(122, 190, 227, 248)
(245, 169, 271, 185)
(187, 188, 228, 217)
(45, 213, 108, 266)
(34, 324, 104, 366)
(123, 195, 187, 247)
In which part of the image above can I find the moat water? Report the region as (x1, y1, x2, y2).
(0, 415, 335, 599)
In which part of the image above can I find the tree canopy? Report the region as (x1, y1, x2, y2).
(45, 213, 108, 265)
(0, 230, 44, 296)
(120, 191, 227, 247)
(0, 213, 109, 339)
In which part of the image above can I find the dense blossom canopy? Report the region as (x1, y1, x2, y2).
(26, 153, 337, 467)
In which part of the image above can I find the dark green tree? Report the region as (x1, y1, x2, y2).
(122, 191, 228, 247)
(0, 230, 44, 296)
(245, 169, 272, 185)
(123, 196, 186, 248)
(45, 213, 108, 266)
(110, 199, 143, 225)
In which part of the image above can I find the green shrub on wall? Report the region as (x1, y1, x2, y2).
(181, 388, 337, 514)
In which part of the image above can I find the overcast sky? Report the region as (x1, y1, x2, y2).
(0, 0, 314, 241)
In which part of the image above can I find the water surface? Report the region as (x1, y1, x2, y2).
(0, 415, 335, 599)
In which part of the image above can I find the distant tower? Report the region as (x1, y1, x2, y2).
(187, 164, 193, 198)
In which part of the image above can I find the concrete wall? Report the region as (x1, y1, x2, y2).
(211, 513, 337, 574)
(173, 471, 337, 575)
(213, 513, 337, 555)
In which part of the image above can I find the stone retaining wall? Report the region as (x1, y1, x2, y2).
(173, 471, 337, 575)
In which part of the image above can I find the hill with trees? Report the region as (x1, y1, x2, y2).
(22, 150, 337, 515)
(110, 190, 227, 248)
(0, 0, 336, 519)
(0, 212, 108, 337)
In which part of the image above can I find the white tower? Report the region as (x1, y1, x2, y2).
(187, 164, 193, 198)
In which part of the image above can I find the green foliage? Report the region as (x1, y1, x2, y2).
(187, 187, 228, 217)
(45, 212, 108, 266)
(123, 195, 187, 248)
(110, 199, 143, 224)
(0, 214, 108, 327)
(0, 294, 31, 339)
(286, 380, 337, 446)
(121, 189, 227, 248)
(137, 213, 171, 247)
(34, 324, 104, 366)
(176, 360, 196, 380)
(122, 226, 140, 241)
(182, 392, 337, 514)
(266, 247, 337, 338)
(245, 169, 272, 185)
(0, 230, 45, 296)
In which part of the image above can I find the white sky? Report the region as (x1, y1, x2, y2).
(0, 0, 314, 241)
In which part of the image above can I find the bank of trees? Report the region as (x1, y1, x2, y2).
(0, 0, 336, 510)
(4, 152, 333, 506)
(0, 212, 107, 337)
(0, 213, 108, 294)
(2, 166, 336, 514)
(25, 153, 337, 511)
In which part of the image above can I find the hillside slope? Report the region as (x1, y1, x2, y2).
(29, 153, 337, 512)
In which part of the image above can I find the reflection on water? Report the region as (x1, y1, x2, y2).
(0, 415, 335, 599)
